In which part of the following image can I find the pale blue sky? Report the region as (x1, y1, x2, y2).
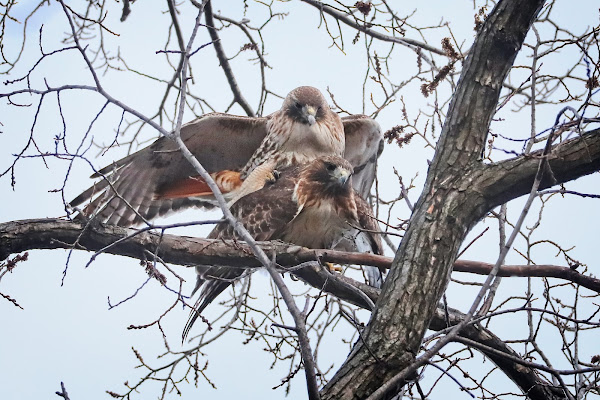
(1, 1, 599, 399)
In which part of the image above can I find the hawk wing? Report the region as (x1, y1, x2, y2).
(342, 115, 384, 199)
(183, 157, 385, 339)
(70, 113, 269, 226)
(354, 196, 385, 287)
(183, 166, 300, 340)
(71, 114, 382, 227)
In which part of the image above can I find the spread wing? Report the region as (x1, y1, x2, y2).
(70, 113, 269, 226)
(342, 115, 384, 199)
(71, 114, 382, 227)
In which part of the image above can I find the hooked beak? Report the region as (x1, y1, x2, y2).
(304, 105, 317, 126)
(334, 168, 352, 186)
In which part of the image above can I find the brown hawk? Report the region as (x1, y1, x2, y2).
(182, 156, 383, 340)
(70, 87, 383, 226)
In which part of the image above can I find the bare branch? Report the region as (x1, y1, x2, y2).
(203, 1, 255, 117)
(0, 217, 574, 399)
(300, 0, 445, 56)
(2, 218, 600, 298)
(55, 382, 71, 400)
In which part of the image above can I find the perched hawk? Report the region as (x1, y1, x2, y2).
(70, 86, 383, 227)
(182, 156, 383, 340)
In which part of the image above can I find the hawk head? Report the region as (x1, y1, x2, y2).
(282, 86, 330, 127)
(296, 156, 354, 201)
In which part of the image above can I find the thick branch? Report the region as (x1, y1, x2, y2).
(2, 219, 599, 295)
(319, 1, 547, 399)
(0, 218, 566, 399)
(479, 128, 600, 208)
(0, 218, 381, 308)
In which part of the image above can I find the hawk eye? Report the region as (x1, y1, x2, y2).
(326, 163, 337, 172)
(295, 102, 302, 109)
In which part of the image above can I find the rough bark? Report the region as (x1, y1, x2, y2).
(3, 218, 600, 299)
(318, 1, 548, 398)
(0, 218, 380, 309)
(0, 218, 565, 399)
(480, 128, 600, 208)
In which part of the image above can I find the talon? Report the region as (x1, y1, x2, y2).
(325, 262, 342, 272)
(266, 169, 280, 184)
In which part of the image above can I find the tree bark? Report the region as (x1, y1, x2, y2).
(0, 218, 566, 399)
(319, 1, 548, 398)
(3, 217, 600, 300)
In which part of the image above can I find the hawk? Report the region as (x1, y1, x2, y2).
(70, 86, 383, 227)
(182, 156, 383, 340)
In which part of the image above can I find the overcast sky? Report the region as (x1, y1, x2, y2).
(1, 1, 599, 399)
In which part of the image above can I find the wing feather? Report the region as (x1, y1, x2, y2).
(184, 159, 385, 339)
(342, 115, 384, 199)
(71, 113, 269, 226)
(355, 195, 384, 256)
(355, 195, 385, 287)
(71, 112, 382, 227)
(183, 166, 300, 340)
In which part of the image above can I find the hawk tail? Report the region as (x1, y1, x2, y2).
(182, 279, 231, 342)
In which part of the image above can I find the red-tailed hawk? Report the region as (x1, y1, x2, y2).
(70, 87, 383, 226)
(182, 156, 383, 340)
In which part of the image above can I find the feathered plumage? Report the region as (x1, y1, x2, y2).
(70, 87, 383, 227)
(183, 156, 383, 340)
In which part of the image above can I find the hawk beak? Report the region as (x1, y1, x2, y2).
(304, 105, 317, 126)
(335, 168, 351, 186)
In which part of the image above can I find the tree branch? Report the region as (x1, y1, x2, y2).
(0, 219, 567, 400)
(453, 259, 600, 292)
(204, 1, 255, 117)
(171, 3, 318, 397)
(212, 13, 269, 113)
(429, 307, 567, 400)
(479, 128, 600, 208)
(3, 219, 600, 294)
(299, 0, 445, 56)
(319, 1, 547, 398)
